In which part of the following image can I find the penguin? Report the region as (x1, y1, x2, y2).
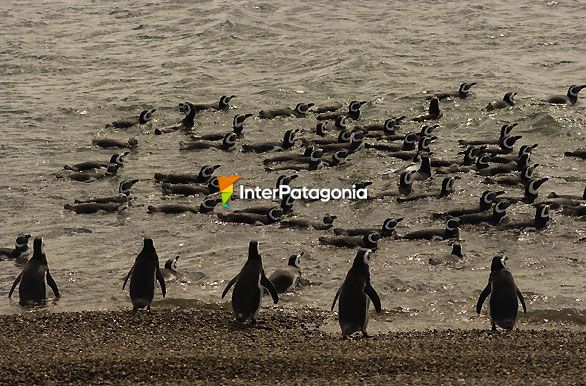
(191, 113, 254, 141)
(561, 204, 586, 218)
(313, 102, 344, 114)
(486, 92, 517, 111)
(482, 135, 524, 155)
(476, 256, 526, 331)
(161, 177, 219, 196)
(161, 255, 180, 282)
(373, 171, 414, 199)
(428, 82, 477, 100)
(458, 123, 517, 146)
(547, 187, 586, 202)
(217, 208, 283, 225)
(122, 238, 166, 311)
(412, 96, 442, 122)
(279, 213, 337, 230)
(545, 85, 585, 105)
(303, 130, 351, 148)
(353, 181, 373, 190)
(67, 164, 119, 183)
(258, 103, 314, 119)
(268, 252, 303, 294)
(397, 176, 456, 203)
(436, 153, 490, 175)
(64, 151, 129, 171)
(357, 116, 406, 133)
(365, 132, 418, 152)
(0, 234, 32, 261)
(331, 249, 381, 339)
(106, 109, 156, 129)
(498, 204, 551, 231)
(564, 149, 586, 159)
(382, 136, 434, 161)
(179, 132, 237, 151)
(74, 179, 140, 204)
(64, 197, 129, 214)
(192, 95, 236, 111)
(147, 196, 222, 214)
(154, 102, 196, 135)
(334, 217, 403, 238)
(265, 149, 323, 172)
(484, 164, 538, 187)
(458, 200, 512, 226)
(233, 194, 295, 216)
(401, 218, 460, 241)
(323, 150, 350, 167)
(312, 121, 329, 136)
(318, 232, 380, 250)
(488, 144, 538, 164)
(478, 154, 532, 177)
(92, 137, 139, 149)
(411, 155, 432, 181)
(9, 237, 60, 306)
(431, 145, 480, 167)
(154, 164, 220, 184)
(496, 178, 548, 204)
(275, 174, 298, 189)
(433, 190, 506, 219)
(241, 129, 298, 153)
(428, 243, 464, 266)
(317, 100, 367, 121)
(314, 130, 364, 154)
(221, 241, 278, 324)
(263, 145, 315, 165)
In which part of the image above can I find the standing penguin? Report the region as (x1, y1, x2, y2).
(476, 256, 527, 331)
(221, 241, 278, 324)
(122, 238, 166, 312)
(331, 249, 381, 339)
(8, 237, 60, 306)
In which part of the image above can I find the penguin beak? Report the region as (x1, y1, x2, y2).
(213, 165, 221, 170)
(359, 101, 367, 106)
(290, 175, 299, 180)
(469, 82, 477, 86)
(495, 191, 506, 196)
(533, 164, 540, 168)
(396, 217, 404, 223)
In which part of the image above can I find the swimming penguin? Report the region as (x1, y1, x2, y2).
(458, 200, 512, 226)
(564, 148, 586, 159)
(147, 196, 222, 214)
(263, 145, 315, 165)
(64, 196, 129, 214)
(106, 109, 156, 129)
(92, 137, 139, 149)
(74, 179, 140, 204)
(317, 100, 367, 121)
(179, 132, 237, 151)
(0, 234, 32, 261)
(397, 176, 456, 203)
(161, 255, 180, 282)
(318, 232, 380, 250)
(498, 204, 551, 231)
(334, 217, 403, 238)
(154, 164, 221, 184)
(154, 102, 196, 135)
(429, 82, 477, 100)
(258, 103, 314, 119)
(428, 243, 464, 266)
(373, 171, 414, 199)
(476, 256, 526, 331)
(192, 95, 236, 111)
(265, 149, 323, 172)
(412, 96, 442, 122)
(497, 177, 548, 204)
(9, 237, 60, 306)
(122, 238, 166, 311)
(161, 177, 219, 196)
(331, 248, 381, 339)
(486, 92, 517, 111)
(313, 102, 344, 114)
(458, 123, 517, 147)
(67, 164, 119, 183)
(268, 252, 303, 294)
(484, 165, 538, 187)
(221, 241, 278, 324)
(241, 129, 298, 153)
(433, 190, 506, 219)
(279, 213, 337, 230)
(545, 85, 585, 105)
(64, 151, 130, 171)
(217, 208, 283, 226)
(401, 218, 460, 241)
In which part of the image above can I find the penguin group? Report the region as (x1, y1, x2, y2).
(5, 81, 586, 338)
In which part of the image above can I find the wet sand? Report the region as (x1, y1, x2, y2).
(1, 305, 584, 385)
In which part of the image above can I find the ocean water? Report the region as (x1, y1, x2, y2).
(1, 0, 585, 330)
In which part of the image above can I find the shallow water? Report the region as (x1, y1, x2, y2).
(1, 0, 585, 330)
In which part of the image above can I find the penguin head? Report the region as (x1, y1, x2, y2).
(382, 217, 403, 232)
(128, 137, 139, 147)
(383, 118, 399, 134)
(354, 248, 372, 268)
(441, 177, 457, 196)
(336, 130, 351, 143)
(219, 95, 236, 109)
(139, 109, 155, 124)
(288, 252, 303, 268)
(323, 214, 337, 226)
(200, 196, 222, 212)
(481, 190, 506, 208)
(178, 102, 190, 114)
(459, 82, 476, 95)
(503, 92, 517, 105)
(500, 123, 517, 139)
(106, 164, 120, 176)
(268, 208, 284, 222)
(315, 122, 328, 136)
(350, 130, 364, 143)
(446, 218, 460, 231)
(233, 113, 253, 131)
(399, 171, 414, 187)
(119, 179, 139, 195)
(247, 240, 261, 261)
(518, 143, 538, 157)
(15, 234, 32, 248)
(199, 164, 221, 180)
(568, 85, 586, 97)
(352, 181, 372, 190)
(332, 150, 349, 164)
(450, 243, 463, 258)
(458, 146, 477, 164)
(223, 133, 238, 148)
(348, 100, 365, 113)
(283, 129, 298, 146)
(111, 151, 130, 165)
(276, 174, 298, 189)
(420, 124, 438, 137)
(403, 132, 417, 149)
(500, 135, 523, 150)
(428, 97, 440, 115)
(310, 149, 324, 162)
(165, 256, 179, 272)
(491, 255, 508, 271)
(364, 232, 380, 247)
(208, 177, 220, 193)
(494, 200, 512, 214)
(526, 177, 549, 197)
(475, 153, 490, 169)
(534, 204, 550, 223)
(31, 236, 46, 262)
(295, 103, 314, 115)
(335, 116, 347, 130)
(418, 136, 433, 152)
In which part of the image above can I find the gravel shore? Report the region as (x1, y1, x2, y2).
(0, 305, 584, 385)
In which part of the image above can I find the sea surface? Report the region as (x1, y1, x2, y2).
(1, 0, 585, 330)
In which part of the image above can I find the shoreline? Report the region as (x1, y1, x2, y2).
(1, 305, 585, 385)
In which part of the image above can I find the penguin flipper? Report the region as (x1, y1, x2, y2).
(476, 283, 491, 314)
(365, 283, 382, 313)
(517, 287, 527, 314)
(260, 272, 279, 304)
(331, 286, 342, 311)
(8, 273, 22, 299)
(156, 268, 166, 297)
(221, 275, 239, 299)
(122, 265, 134, 290)
(46, 271, 60, 299)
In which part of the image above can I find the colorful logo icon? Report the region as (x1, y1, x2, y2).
(217, 176, 241, 208)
